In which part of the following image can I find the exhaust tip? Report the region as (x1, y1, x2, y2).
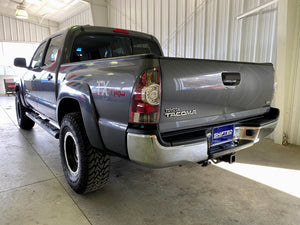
(219, 153, 236, 164)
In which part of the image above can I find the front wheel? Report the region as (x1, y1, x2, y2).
(15, 93, 35, 130)
(59, 112, 110, 194)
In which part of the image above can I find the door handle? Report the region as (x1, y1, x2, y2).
(47, 74, 53, 81)
(222, 72, 241, 86)
(32, 74, 36, 80)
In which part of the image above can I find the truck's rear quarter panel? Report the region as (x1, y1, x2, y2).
(61, 55, 159, 156)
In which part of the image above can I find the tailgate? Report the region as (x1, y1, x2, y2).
(159, 57, 274, 133)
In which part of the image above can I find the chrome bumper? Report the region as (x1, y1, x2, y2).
(127, 120, 278, 168)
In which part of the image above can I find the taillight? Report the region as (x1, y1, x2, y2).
(130, 68, 161, 123)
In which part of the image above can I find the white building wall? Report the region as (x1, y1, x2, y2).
(108, 0, 277, 65)
(0, 15, 50, 95)
(285, 1, 300, 145)
(0, 14, 50, 43)
(59, 5, 93, 31)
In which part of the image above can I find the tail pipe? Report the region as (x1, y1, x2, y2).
(219, 153, 236, 164)
(199, 153, 236, 167)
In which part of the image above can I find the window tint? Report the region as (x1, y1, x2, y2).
(31, 41, 46, 68)
(44, 35, 63, 66)
(132, 38, 161, 56)
(71, 35, 131, 62)
(71, 34, 161, 62)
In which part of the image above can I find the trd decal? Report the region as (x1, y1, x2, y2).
(95, 80, 125, 97)
(111, 89, 125, 97)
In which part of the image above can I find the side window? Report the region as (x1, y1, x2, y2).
(44, 35, 63, 66)
(31, 41, 46, 69)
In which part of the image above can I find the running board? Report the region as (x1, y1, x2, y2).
(25, 112, 60, 139)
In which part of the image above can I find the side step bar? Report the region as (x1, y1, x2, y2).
(26, 112, 60, 139)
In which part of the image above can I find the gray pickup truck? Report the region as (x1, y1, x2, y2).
(14, 25, 279, 194)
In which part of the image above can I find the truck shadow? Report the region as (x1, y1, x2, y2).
(61, 152, 300, 225)
(235, 138, 300, 171)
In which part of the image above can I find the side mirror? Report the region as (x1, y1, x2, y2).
(14, 58, 27, 68)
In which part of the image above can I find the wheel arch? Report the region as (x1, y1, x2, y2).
(57, 83, 105, 150)
(15, 82, 27, 107)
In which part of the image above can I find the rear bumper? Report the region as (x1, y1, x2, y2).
(127, 110, 279, 168)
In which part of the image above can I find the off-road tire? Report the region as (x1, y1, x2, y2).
(59, 112, 110, 194)
(15, 92, 35, 130)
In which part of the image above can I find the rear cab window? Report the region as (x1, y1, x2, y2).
(70, 33, 162, 62)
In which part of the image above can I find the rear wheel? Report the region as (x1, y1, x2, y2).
(59, 112, 110, 194)
(15, 93, 35, 130)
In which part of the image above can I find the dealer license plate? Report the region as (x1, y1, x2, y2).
(211, 124, 234, 146)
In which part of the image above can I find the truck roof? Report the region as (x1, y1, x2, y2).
(44, 25, 163, 65)
(49, 25, 157, 42)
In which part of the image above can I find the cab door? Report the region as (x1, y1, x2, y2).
(23, 41, 47, 109)
(37, 35, 63, 120)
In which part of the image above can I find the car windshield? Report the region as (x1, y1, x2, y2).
(71, 34, 162, 62)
